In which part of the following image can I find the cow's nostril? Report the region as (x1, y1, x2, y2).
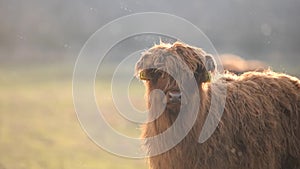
(168, 91, 182, 103)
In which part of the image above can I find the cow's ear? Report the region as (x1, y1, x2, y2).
(205, 55, 216, 72)
(194, 55, 215, 83)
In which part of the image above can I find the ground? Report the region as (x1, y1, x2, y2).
(0, 64, 147, 169)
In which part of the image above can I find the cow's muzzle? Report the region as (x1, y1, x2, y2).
(167, 91, 182, 104)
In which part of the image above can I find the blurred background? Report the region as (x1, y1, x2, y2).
(0, 0, 299, 169)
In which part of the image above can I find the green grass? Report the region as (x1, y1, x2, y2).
(0, 64, 147, 169)
(0, 62, 298, 169)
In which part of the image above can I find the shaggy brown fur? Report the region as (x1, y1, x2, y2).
(135, 42, 300, 169)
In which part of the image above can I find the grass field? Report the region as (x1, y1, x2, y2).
(1, 62, 298, 169)
(0, 63, 147, 169)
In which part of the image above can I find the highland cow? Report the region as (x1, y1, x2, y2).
(220, 54, 267, 75)
(135, 42, 300, 169)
